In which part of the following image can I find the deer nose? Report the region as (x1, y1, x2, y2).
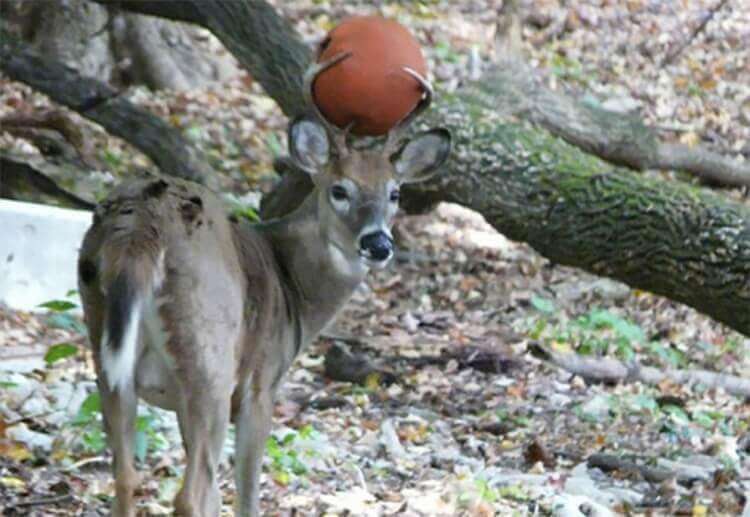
(359, 231, 393, 262)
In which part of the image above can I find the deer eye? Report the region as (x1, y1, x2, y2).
(389, 189, 400, 203)
(330, 184, 349, 201)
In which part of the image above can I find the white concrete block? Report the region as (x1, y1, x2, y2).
(0, 199, 92, 312)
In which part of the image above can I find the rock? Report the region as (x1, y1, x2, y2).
(552, 494, 615, 517)
(20, 396, 50, 417)
(380, 419, 407, 460)
(1, 374, 41, 405)
(7, 422, 54, 451)
(580, 394, 612, 420)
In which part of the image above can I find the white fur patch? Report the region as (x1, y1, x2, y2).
(328, 243, 366, 277)
(101, 298, 142, 393)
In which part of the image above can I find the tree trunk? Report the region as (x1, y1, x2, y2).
(3, 0, 240, 91)
(0, 30, 213, 185)
(10, 0, 750, 337)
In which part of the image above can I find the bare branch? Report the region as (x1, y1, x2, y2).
(661, 0, 730, 66)
(0, 31, 212, 184)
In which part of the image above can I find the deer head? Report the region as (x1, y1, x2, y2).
(289, 52, 452, 270)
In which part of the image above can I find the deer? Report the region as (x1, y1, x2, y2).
(77, 51, 450, 517)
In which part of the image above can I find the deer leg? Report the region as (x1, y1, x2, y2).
(173, 389, 231, 517)
(234, 386, 274, 517)
(99, 380, 139, 517)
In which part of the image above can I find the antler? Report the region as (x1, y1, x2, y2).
(303, 51, 353, 157)
(383, 67, 433, 155)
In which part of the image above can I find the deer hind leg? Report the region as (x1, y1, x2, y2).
(234, 386, 274, 517)
(99, 381, 139, 517)
(173, 386, 232, 517)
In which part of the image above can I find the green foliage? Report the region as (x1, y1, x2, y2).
(231, 205, 260, 222)
(39, 294, 87, 334)
(38, 300, 77, 312)
(434, 41, 461, 64)
(522, 301, 694, 367)
(265, 424, 321, 485)
(460, 478, 529, 508)
(71, 392, 106, 454)
(44, 343, 79, 366)
(69, 392, 167, 461)
(184, 125, 206, 142)
(530, 295, 555, 314)
(102, 149, 122, 169)
(549, 54, 598, 86)
(495, 408, 530, 428)
(644, 341, 686, 368)
(134, 413, 169, 463)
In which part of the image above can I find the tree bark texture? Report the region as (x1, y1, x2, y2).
(3, 0, 240, 91)
(0, 152, 96, 210)
(94, 0, 311, 116)
(9, 0, 750, 336)
(478, 60, 750, 188)
(0, 32, 213, 185)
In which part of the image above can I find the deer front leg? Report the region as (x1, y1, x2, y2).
(99, 380, 139, 517)
(234, 384, 274, 517)
(174, 388, 232, 517)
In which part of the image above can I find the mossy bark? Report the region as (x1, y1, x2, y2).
(416, 91, 750, 334)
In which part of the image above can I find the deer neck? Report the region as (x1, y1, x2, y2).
(259, 194, 367, 344)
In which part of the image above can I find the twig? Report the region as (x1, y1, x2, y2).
(661, 0, 730, 66)
(62, 455, 108, 471)
(14, 494, 74, 508)
(587, 453, 673, 484)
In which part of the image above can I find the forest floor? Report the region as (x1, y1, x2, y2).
(1, 0, 750, 515)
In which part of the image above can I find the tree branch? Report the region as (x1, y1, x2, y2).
(0, 31, 212, 185)
(94, 0, 311, 116)
(474, 59, 750, 188)
(102, 0, 203, 24)
(661, 0, 730, 66)
(530, 343, 750, 398)
(0, 153, 96, 210)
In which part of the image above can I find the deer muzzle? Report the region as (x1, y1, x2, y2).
(358, 230, 393, 266)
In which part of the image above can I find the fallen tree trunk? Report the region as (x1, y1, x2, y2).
(9, 0, 750, 337)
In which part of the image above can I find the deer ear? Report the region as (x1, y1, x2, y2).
(289, 117, 330, 175)
(393, 128, 451, 184)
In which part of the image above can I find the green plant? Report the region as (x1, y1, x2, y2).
(44, 343, 79, 366)
(71, 392, 107, 454)
(265, 424, 321, 485)
(231, 205, 260, 222)
(134, 412, 169, 462)
(549, 54, 598, 86)
(434, 41, 461, 64)
(530, 295, 555, 314)
(39, 291, 86, 335)
(69, 392, 167, 461)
